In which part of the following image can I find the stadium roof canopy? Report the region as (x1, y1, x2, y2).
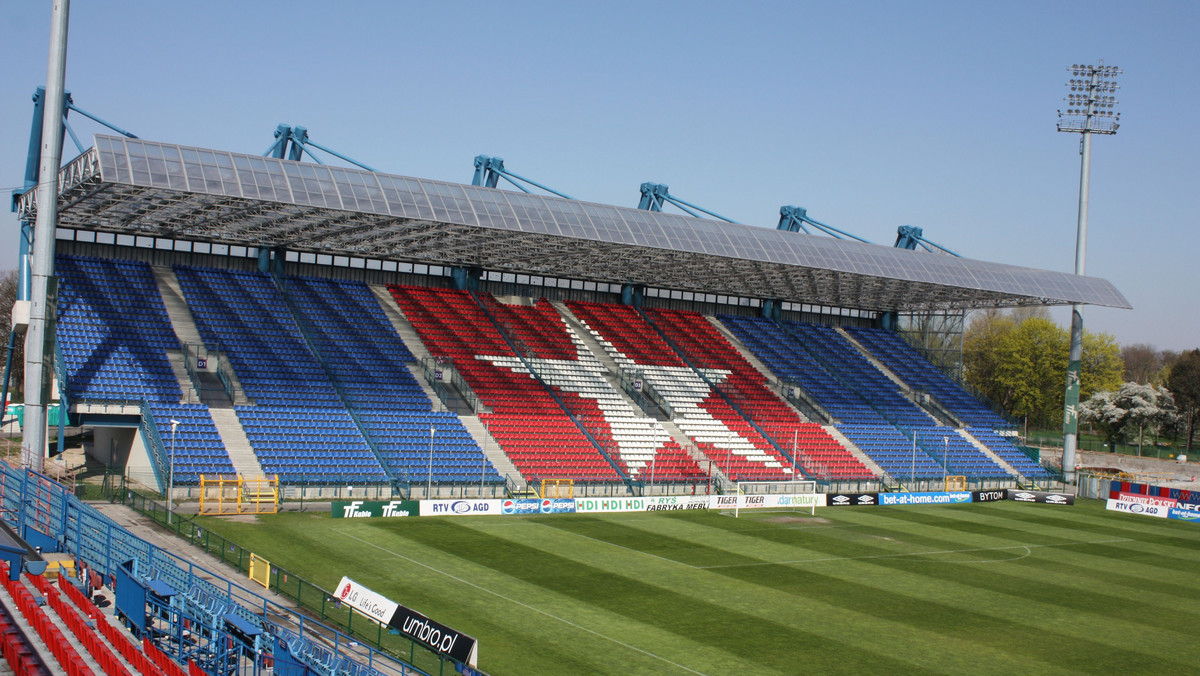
(18, 135, 1130, 313)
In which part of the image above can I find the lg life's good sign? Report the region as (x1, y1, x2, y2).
(335, 577, 398, 625)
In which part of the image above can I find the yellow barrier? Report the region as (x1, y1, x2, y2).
(199, 475, 279, 515)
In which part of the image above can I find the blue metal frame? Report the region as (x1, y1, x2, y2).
(471, 155, 576, 200)
(776, 205, 871, 243)
(893, 225, 961, 257)
(637, 183, 737, 223)
(265, 124, 377, 172)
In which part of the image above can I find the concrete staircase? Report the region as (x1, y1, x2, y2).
(959, 429, 1023, 480)
(152, 265, 249, 405)
(371, 285, 431, 361)
(207, 407, 264, 477)
(457, 415, 525, 489)
(835, 327, 944, 426)
(823, 425, 888, 478)
(165, 350, 200, 403)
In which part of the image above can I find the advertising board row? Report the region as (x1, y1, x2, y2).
(1105, 492, 1200, 523)
(333, 490, 1077, 519)
(824, 489, 1074, 507)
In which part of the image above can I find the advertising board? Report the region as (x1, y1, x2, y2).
(1115, 492, 1176, 508)
(572, 497, 647, 513)
(878, 492, 972, 506)
(706, 494, 825, 510)
(390, 603, 479, 667)
(1168, 507, 1200, 523)
(971, 490, 1007, 503)
(1106, 498, 1169, 518)
(1007, 490, 1074, 505)
(421, 499, 503, 517)
(335, 577, 398, 625)
(500, 498, 578, 515)
(826, 493, 879, 507)
(644, 496, 709, 511)
(331, 500, 420, 518)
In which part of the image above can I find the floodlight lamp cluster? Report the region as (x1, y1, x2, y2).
(1057, 62, 1121, 133)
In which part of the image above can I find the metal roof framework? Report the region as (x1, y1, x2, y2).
(16, 135, 1131, 313)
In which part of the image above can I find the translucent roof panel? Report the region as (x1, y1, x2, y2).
(18, 134, 1131, 313)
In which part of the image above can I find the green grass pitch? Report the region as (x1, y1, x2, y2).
(201, 499, 1200, 675)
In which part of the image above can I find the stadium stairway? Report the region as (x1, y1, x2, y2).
(456, 415, 525, 488)
(207, 407, 265, 477)
(152, 265, 250, 405)
(821, 425, 888, 479)
(958, 429, 1026, 479)
(835, 327, 962, 427)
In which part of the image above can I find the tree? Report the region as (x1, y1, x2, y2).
(1121, 343, 1163, 384)
(0, 270, 22, 403)
(963, 309, 1124, 428)
(1079, 382, 1177, 453)
(1167, 349, 1200, 451)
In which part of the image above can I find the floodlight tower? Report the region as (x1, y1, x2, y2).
(1057, 62, 1121, 485)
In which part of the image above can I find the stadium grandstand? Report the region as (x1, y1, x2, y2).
(5, 107, 1128, 676)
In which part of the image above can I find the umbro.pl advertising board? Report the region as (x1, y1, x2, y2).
(334, 577, 479, 667)
(1007, 490, 1074, 505)
(390, 602, 479, 667)
(826, 493, 879, 507)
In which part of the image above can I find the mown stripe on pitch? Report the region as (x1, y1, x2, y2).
(395, 518, 917, 673)
(704, 552, 1194, 672)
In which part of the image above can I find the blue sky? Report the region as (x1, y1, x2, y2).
(2, 1, 1197, 350)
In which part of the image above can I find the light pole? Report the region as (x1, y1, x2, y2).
(1057, 62, 1121, 485)
(910, 433, 916, 490)
(942, 436, 948, 484)
(168, 419, 180, 525)
(479, 420, 488, 495)
(427, 425, 435, 498)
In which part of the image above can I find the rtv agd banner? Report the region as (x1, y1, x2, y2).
(336, 577, 479, 667)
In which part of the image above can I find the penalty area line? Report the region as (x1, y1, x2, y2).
(697, 537, 1135, 569)
(337, 530, 709, 676)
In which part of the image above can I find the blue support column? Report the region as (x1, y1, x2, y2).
(880, 311, 898, 331)
(452, 266, 481, 291)
(621, 284, 644, 307)
(762, 299, 782, 323)
(257, 249, 271, 274)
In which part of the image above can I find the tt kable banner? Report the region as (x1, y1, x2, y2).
(879, 491, 972, 506)
(1106, 498, 1169, 518)
(331, 500, 420, 518)
(1115, 492, 1176, 508)
(335, 577, 398, 626)
(421, 499, 503, 517)
(826, 492, 880, 507)
(707, 494, 826, 510)
(501, 498, 577, 515)
(390, 602, 478, 667)
(1168, 507, 1200, 523)
(572, 497, 647, 514)
(971, 490, 1008, 503)
(644, 496, 709, 511)
(1007, 490, 1074, 505)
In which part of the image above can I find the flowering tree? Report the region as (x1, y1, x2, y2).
(1079, 382, 1177, 454)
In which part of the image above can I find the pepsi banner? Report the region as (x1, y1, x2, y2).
(1008, 490, 1074, 505)
(826, 493, 879, 507)
(500, 498, 577, 515)
(972, 490, 1007, 503)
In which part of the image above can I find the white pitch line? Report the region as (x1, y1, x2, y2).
(697, 537, 1134, 569)
(337, 530, 709, 676)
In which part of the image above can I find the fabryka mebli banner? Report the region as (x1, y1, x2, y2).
(335, 577, 478, 667)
